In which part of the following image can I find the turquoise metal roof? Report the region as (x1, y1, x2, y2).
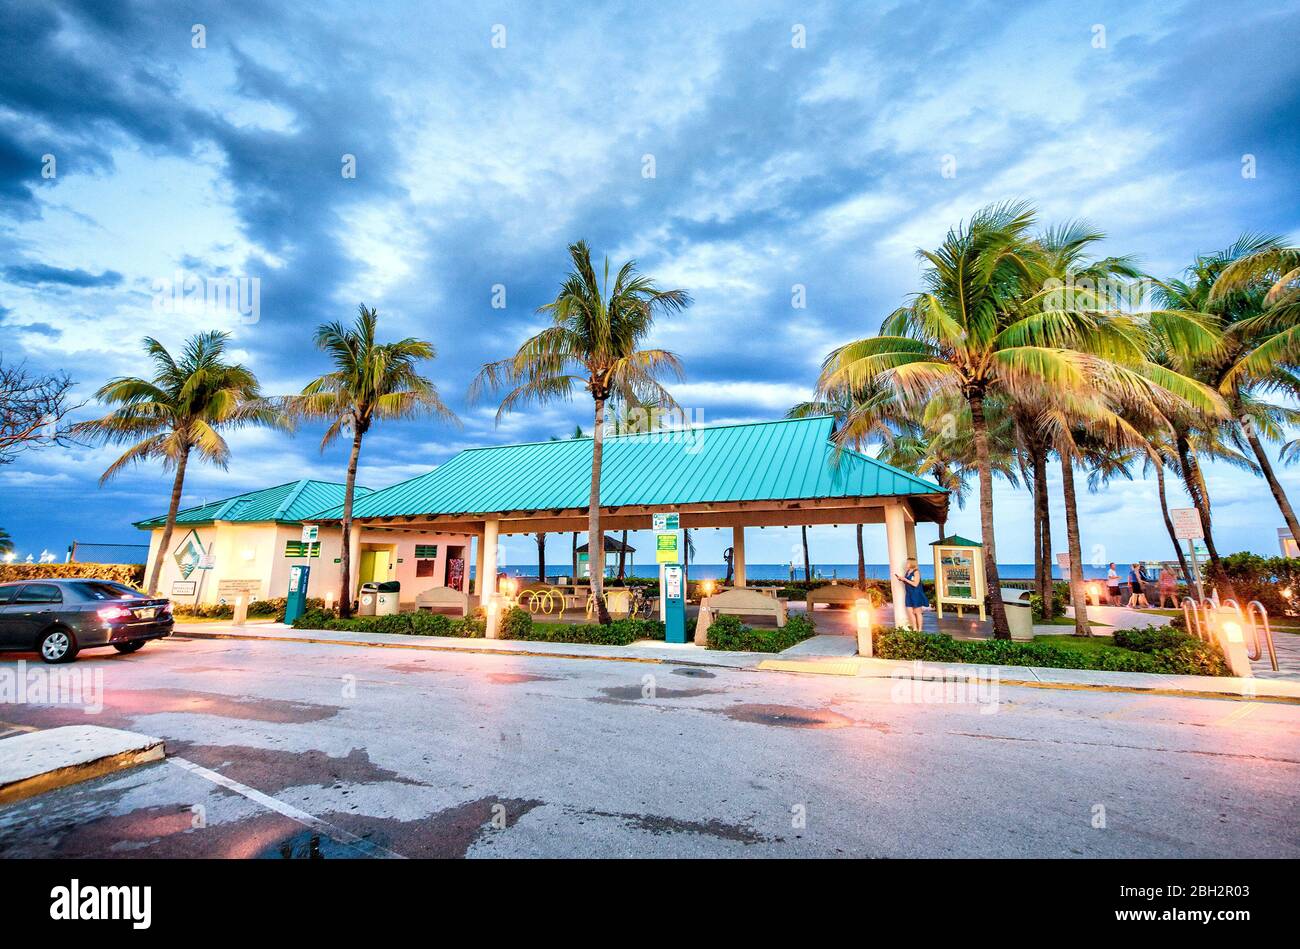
(311, 417, 945, 521)
(134, 479, 372, 529)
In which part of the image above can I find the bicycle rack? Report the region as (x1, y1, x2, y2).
(1244, 600, 1278, 672)
(1180, 596, 1277, 672)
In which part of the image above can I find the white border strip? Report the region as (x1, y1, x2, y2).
(168, 757, 405, 859)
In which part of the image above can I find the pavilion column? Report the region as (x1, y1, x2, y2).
(904, 513, 918, 561)
(732, 526, 746, 587)
(481, 517, 499, 597)
(473, 529, 486, 596)
(884, 503, 910, 630)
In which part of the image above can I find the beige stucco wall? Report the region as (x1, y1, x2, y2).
(142, 522, 473, 608)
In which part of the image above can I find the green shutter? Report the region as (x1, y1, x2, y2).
(415, 545, 438, 559)
(284, 541, 321, 558)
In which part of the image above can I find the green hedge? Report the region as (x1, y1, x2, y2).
(874, 626, 1229, 676)
(704, 613, 817, 652)
(0, 562, 145, 585)
(507, 609, 667, 645)
(291, 608, 485, 638)
(178, 596, 322, 620)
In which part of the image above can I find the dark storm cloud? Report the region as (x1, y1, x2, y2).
(2, 264, 123, 287)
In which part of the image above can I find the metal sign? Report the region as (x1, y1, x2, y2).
(655, 531, 679, 563)
(652, 512, 679, 531)
(1170, 507, 1204, 540)
(171, 579, 197, 596)
(1055, 551, 1071, 582)
(301, 524, 319, 544)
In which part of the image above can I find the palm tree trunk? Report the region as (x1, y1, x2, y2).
(571, 531, 578, 580)
(970, 394, 1010, 639)
(617, 529, 628, 580)
(338, 426, 364, 618)
(1033, 445, 1054, 619)
(1245, 427, 1300, 544)
(535, 532, 546, 584)
(856, 523, 866, 588)
(1153, 458, 1192, 587)
(801, 525, 811, 582)
(148, 447, 190, 594)
(589, 396, 611, 624)
(1059, 448, 1090, 637)
(1175, 433, 1222, 569)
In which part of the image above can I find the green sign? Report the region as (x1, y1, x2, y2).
(655, 531, 679, 563)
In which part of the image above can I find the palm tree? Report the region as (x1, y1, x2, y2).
(534, 531, 547, 583)
(0, 527, 13, 556)
(1201, 238, 1300, 544)
(284, 305, 457, 617)
(75, 332, 275, 594)
(471, 240, 689, 623)
(818, 202, 1063, 638)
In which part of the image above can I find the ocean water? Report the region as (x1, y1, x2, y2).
(490, 562, 1116, 582)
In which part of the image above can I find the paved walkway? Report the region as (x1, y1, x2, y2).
(175, 621, 1300, 701)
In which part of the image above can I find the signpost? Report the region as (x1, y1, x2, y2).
(301, 524, 319, 545)
(653, 512, 682, 626)
(662, 563, 686, 643)
(1170, 507, 1206, 601)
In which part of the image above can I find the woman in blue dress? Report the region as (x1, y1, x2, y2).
(897, 557, 929, 631)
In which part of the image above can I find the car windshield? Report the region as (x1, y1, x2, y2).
(75, 581, 147, 600)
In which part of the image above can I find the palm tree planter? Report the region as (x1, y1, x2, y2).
(75, 332, 276, 594)
(472, 240, 689, 624)
(284, 305, 457, 618)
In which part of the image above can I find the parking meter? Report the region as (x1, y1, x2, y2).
(663, 563, 686, 643)
(285, 564, 310, 624)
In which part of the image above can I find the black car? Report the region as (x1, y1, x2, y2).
(0, 579, 174, 663)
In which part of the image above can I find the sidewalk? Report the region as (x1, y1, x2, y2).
(176, 621, 1300, 702)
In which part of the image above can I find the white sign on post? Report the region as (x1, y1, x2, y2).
(1170, 508, 1204, 540)
(652, 512, 679, 531)
(1056, 552, 1071, 582)
(301, 524, 319, 544)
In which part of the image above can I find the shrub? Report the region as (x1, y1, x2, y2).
(1113, 626, 1190, 652)
(509, 617, 665, 646)
(499, 606, 533, 639)
(704, 613, 816, 652)
(873, 628, 1229, 676)
(1205, 552, 1300, 615)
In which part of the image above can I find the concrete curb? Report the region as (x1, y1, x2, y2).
(175, 623, 1300, 703)
(0, 725, 165, 806)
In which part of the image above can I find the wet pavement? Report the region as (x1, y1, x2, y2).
(0, 634, 1297, 858)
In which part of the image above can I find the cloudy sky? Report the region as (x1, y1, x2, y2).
(2, 0, 1297, 568)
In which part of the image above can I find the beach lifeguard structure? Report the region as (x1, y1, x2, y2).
(931, 535, 987, 620)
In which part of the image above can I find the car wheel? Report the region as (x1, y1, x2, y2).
(39, 628, 78, 664)
(112, 641, 145, 654)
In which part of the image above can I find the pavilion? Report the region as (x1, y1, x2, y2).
(313, 416, 949, 629)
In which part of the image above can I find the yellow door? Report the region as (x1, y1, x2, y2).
(371, 550, 391, 581)
(359, 551, 376, 583)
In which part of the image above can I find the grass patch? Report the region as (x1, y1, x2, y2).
(1034, 617, 1111, 628)
(1032, 633, 1123, 655)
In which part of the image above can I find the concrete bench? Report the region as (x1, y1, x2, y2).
(806, 584, 868, 610)
(414, 585, 469, 617)
(702, 587, 788, 626)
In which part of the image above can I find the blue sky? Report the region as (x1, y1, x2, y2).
(2, 0, 1298, 568)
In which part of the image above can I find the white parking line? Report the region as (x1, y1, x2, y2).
(167, 757, 405, 859)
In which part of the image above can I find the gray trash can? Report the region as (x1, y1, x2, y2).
(375, 580, 400, 616)
(358, 582, 380, 616)
(1002, 597, 1034, 641)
